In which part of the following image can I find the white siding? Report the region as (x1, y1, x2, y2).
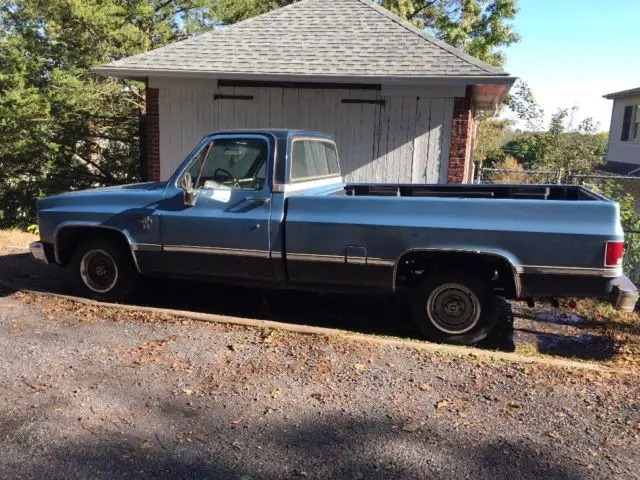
(607, 94, 640, 166)
(157, 84, 455, 183)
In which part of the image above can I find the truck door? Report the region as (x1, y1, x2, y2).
(155, 134, 273, 281)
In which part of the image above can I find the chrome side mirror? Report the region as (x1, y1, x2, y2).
(179, 172, 199, 207)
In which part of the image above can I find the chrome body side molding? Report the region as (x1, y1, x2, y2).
(517, 265, 623, 278)
(162, 245, 271, 258)
(287, 252, 395, 266)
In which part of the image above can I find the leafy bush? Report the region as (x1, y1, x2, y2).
(594, 181, 640, 282)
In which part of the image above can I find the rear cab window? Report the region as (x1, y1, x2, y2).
(290, 139, 340, 183)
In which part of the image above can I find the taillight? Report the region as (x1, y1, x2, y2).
(605, 241, 624, 267)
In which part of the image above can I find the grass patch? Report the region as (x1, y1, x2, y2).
(0, 229, 37, 253)
(514, 343, 543, 358)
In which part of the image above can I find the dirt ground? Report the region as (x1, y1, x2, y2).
(1, 232, 639, 479)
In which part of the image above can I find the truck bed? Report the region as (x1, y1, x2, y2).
(344, 184, 605, 201)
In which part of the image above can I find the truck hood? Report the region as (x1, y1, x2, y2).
(38, 181, 169, 210)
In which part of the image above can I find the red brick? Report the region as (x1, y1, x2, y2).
(145, 86, 161, 181)
(447, 86, 475, 184)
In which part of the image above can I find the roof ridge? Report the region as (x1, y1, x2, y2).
(353, 0, 506, 75)
(222, 0, 314, 31)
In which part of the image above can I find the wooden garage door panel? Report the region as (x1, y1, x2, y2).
(159, 85, 452, 183)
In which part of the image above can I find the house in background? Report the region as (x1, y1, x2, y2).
(94, 0, 514, 184)
(602, 87, 640, 175)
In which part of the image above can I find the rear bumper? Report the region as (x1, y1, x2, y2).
(610, 275, 639, 312)
(519, 272, 638, 312)
(29, 242, 50, 264)
(520, 273, 618, 298)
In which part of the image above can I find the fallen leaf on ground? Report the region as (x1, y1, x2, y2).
(402, 422, 420, 433)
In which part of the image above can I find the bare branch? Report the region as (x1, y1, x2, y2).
(407, 0, 438, 20)
(63, 147, 119, 184)
(86, 132, 132, 143)
(154, 0, 176, 13)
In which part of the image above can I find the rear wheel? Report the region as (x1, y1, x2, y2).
(411, 271, 500, 345)
(71, 238, 139, 302)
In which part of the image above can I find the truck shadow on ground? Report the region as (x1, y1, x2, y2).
(1, 406, 589, 480)
(0, 252, 617, 362)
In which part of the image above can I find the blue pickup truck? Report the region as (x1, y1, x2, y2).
(30, 129, 637, 344)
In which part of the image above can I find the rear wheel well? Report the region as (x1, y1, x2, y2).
(55, 227, 133, 267)
(394, 251, 519, 299)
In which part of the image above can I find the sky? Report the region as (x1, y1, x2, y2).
(502, 0, 640, 132)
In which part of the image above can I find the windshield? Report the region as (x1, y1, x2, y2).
(186, 137, 268, 191)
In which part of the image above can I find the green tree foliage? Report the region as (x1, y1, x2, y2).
(487, 133, 551, 169)
(214, 0, 519, 66)
(590, 181, 640, 276)
(473, 117, 513, 166)
(0, 0, 215, 229)
(475, 80, 542, 172)
(503, 79, 544, 130)
(485, 108, 607, 174)
(212, 0, 294, 23)
(1, 0, 520, 229)
(545, 108, 607, 175)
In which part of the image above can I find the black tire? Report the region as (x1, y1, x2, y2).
(70, 238, 139, 302)
(493, 297, 515, 332)
(410, 271, 500, 345)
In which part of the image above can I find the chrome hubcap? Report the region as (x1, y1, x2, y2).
(426, 283, 481, 335)
(80, 249, 118, 293)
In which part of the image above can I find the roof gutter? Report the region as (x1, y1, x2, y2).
(92, 66, 516, 87)
(603, 88, 640, 100)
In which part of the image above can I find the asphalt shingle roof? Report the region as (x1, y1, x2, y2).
(95, 0, 510, 80)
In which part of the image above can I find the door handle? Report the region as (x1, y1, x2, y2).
(245, 196, 270, 205)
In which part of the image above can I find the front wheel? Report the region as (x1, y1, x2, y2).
(410, 272, 500, 345)
(71, 238, 139, 302)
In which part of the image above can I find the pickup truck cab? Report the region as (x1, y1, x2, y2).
(31, 129, 638, 344)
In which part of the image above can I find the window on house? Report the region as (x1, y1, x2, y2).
(621, 105, 640, 141)
(290, 139, 340, 182)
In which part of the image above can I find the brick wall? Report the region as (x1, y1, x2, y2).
(145, 85, 161, 181)
(447, 87, 475, 184)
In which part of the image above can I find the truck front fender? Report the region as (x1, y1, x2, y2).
(53, 222, 141, 273)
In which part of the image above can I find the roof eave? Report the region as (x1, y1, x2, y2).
(92, 66, 516, 86)
(472, 83, 513, 113)
(603, 87, 640, 100)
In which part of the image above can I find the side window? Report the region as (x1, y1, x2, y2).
(185, 137, 268, 190)
(621, 105, 640, 142)
(291, 140, 340, 182)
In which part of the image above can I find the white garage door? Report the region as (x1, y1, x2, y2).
(159, 85, 454, 183)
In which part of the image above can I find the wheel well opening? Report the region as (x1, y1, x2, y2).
(395, 251, 519, 299)
(55, 227, 132, 266)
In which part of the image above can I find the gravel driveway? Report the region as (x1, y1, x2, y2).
(1, 235, 639, 479)
(1, 290, 639, 479)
